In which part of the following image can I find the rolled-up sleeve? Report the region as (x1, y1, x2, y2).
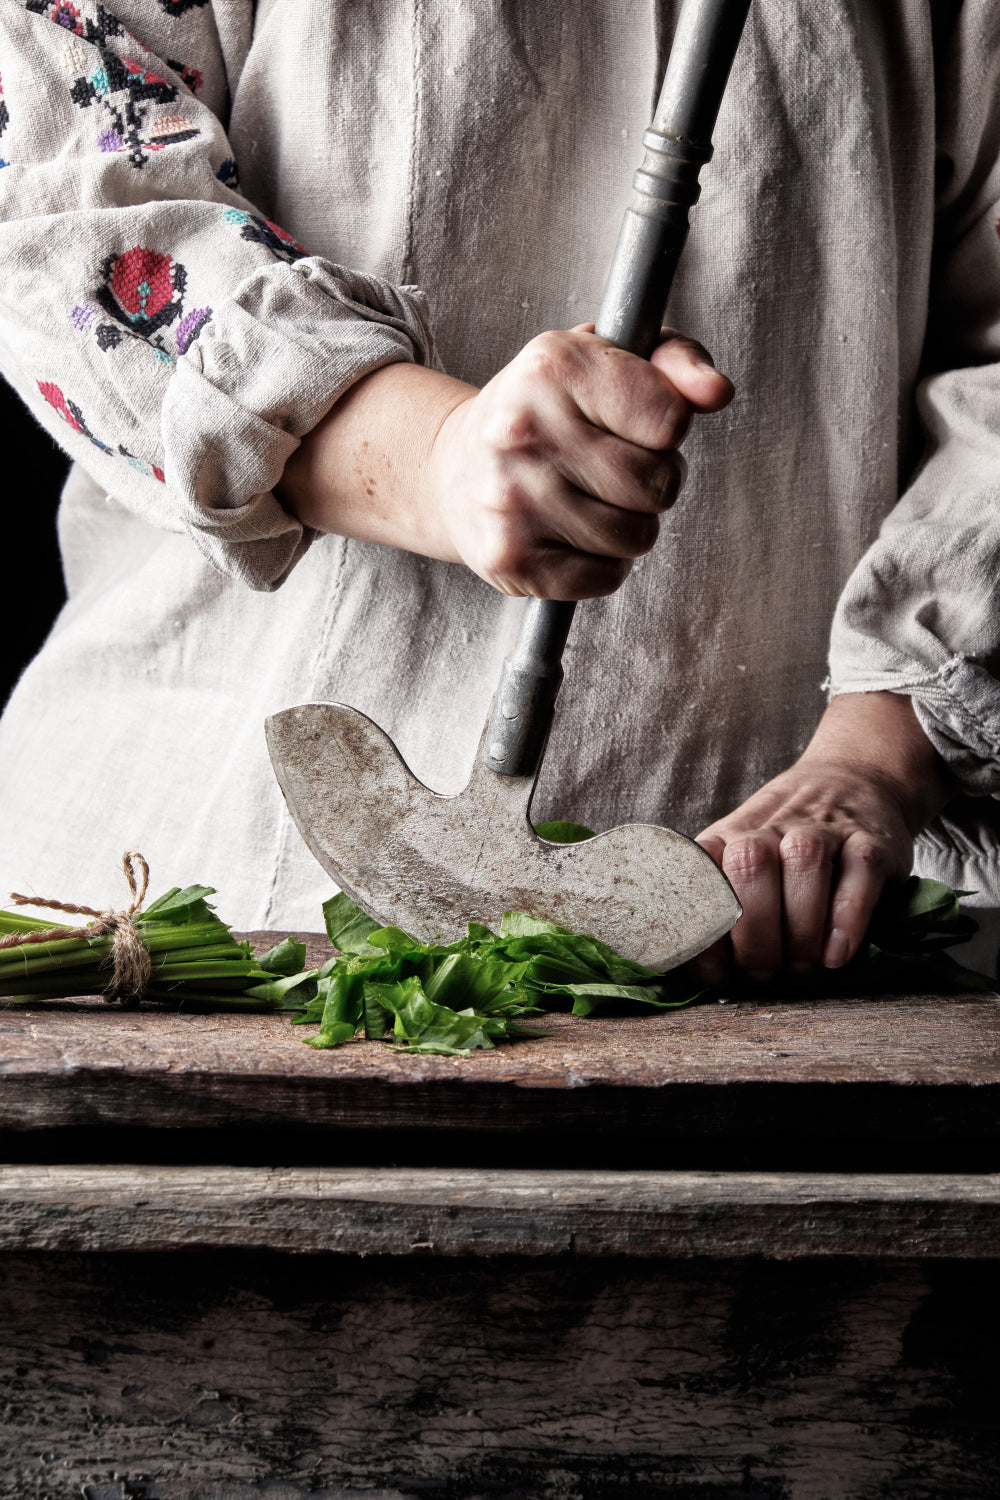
(828, 6, 1000, 793)
(0, 0, 434, 590)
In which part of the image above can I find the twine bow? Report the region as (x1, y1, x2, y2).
(0, 850, 151, 1003)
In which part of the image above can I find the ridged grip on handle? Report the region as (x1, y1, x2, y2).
(482, 0, 751, 779)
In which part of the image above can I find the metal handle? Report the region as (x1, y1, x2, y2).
(482, 0, 751, 778)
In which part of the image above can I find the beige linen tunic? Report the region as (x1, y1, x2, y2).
(1, 0, 999, 953)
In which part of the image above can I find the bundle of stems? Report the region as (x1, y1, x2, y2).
(0, 885, 319, 1009)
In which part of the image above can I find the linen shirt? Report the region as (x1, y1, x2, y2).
(1, 0, 999, 941)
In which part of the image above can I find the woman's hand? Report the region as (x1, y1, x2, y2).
(426, 325, 732, 598)
(693, 692, 954, 986)
(277, 325, 732, 599)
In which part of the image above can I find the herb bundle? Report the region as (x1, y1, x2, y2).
(0, 884, 319, 1009)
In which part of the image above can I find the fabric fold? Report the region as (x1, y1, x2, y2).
(162, 256, 435, 589)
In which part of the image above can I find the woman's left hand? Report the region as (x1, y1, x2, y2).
(693, 692, 954, 985)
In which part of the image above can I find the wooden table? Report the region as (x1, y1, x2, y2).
(1, 934, 998, 1499)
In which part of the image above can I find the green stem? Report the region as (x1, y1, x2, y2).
(0, 910, 72, 935)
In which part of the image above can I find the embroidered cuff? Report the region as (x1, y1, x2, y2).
(161, 255, 436, 590)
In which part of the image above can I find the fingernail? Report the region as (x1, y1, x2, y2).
(694, 354, 717, 371)
(824, 928, 849, 968)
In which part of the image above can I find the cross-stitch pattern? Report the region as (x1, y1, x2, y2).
(223, 208, 307, 264)
(165, 58, 203, 93)
(215, 156, 238, 189)
(37, 378, 166, 481)
(25, 1, 122, 44)
(90, 244, 212, 361)
(26, 1, 202, 168)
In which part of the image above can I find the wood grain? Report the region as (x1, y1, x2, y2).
(1, 1165, 999, 1258)
(1, 934, 998, 1140)
(1, 1251, 998, 1498)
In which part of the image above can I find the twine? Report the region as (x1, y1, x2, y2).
(0, 850, 152, 1003)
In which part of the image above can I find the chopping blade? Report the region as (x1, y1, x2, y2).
(266, 702, 740, 970)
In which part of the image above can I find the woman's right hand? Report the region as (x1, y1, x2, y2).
(278, 323, 733, 600)
(426, 324, 733, 599)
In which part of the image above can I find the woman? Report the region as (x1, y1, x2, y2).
(0, 0, 996, 979)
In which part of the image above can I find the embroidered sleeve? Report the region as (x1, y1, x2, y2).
(0, 1, 434, 589)
(827, 6, 1000, 795)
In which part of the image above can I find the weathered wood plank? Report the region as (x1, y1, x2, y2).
(1, 1251, 998, 1498)
(1, 934, 998, 1140)
(1, 1165, 999, 1258)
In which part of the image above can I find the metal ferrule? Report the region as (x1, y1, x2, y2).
(631, 130, 713, 220)
(482, 600, 574, 777)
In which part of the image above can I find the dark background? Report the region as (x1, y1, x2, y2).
(1, 377, 69, 709)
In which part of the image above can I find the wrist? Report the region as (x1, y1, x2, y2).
(277, 362, 475, 561)
(805, 691, 954, 832)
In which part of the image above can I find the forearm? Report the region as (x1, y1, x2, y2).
(808, 691, 955, 831)
(274, 326, 732, 598)
(276, 362, 473, 560)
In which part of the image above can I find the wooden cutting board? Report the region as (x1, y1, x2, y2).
(1, 931, 998, 1145)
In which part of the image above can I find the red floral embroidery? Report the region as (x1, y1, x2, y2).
(37, 380, 88, 436)
(89, 244, 211, 360)
(37, 379, 166, 480)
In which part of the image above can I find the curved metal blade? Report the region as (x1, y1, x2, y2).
(266, 702, 740, 971)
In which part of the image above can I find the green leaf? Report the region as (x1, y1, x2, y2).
(422, 951, 530, 1012)
(366, 924, 424, 954)
(533, 820, 597, 844)
(322, 891, 382, 955)
(256, 937, 308, 975)
(141, 886, 220, 926)
(306, 971, 366, 1047)
(241, 968, 321, 1005)
(306, 1021, 357, 1049)
(499, 911, 572, 939)
(552, 980, 699, 1013)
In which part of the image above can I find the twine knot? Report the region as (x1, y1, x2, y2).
(0, 851, 151, 1004)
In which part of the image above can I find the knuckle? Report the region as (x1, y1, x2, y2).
(600, 510, 660, 558)
(558, 556, 631, 600)
(628, 512, 660, 556)
(829, 889, 866, 925)
(650, 451, 686, 510)
(478, 519, 533, 587)
(850, 838, 888, 872)
(722, 836, 774, 879)
(779, 831, 829, 871)
(482, 401, 541, 453)
(519, 330, 574, 385)
(648, 396, 689, 451)
(588, 558, 633, 597)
